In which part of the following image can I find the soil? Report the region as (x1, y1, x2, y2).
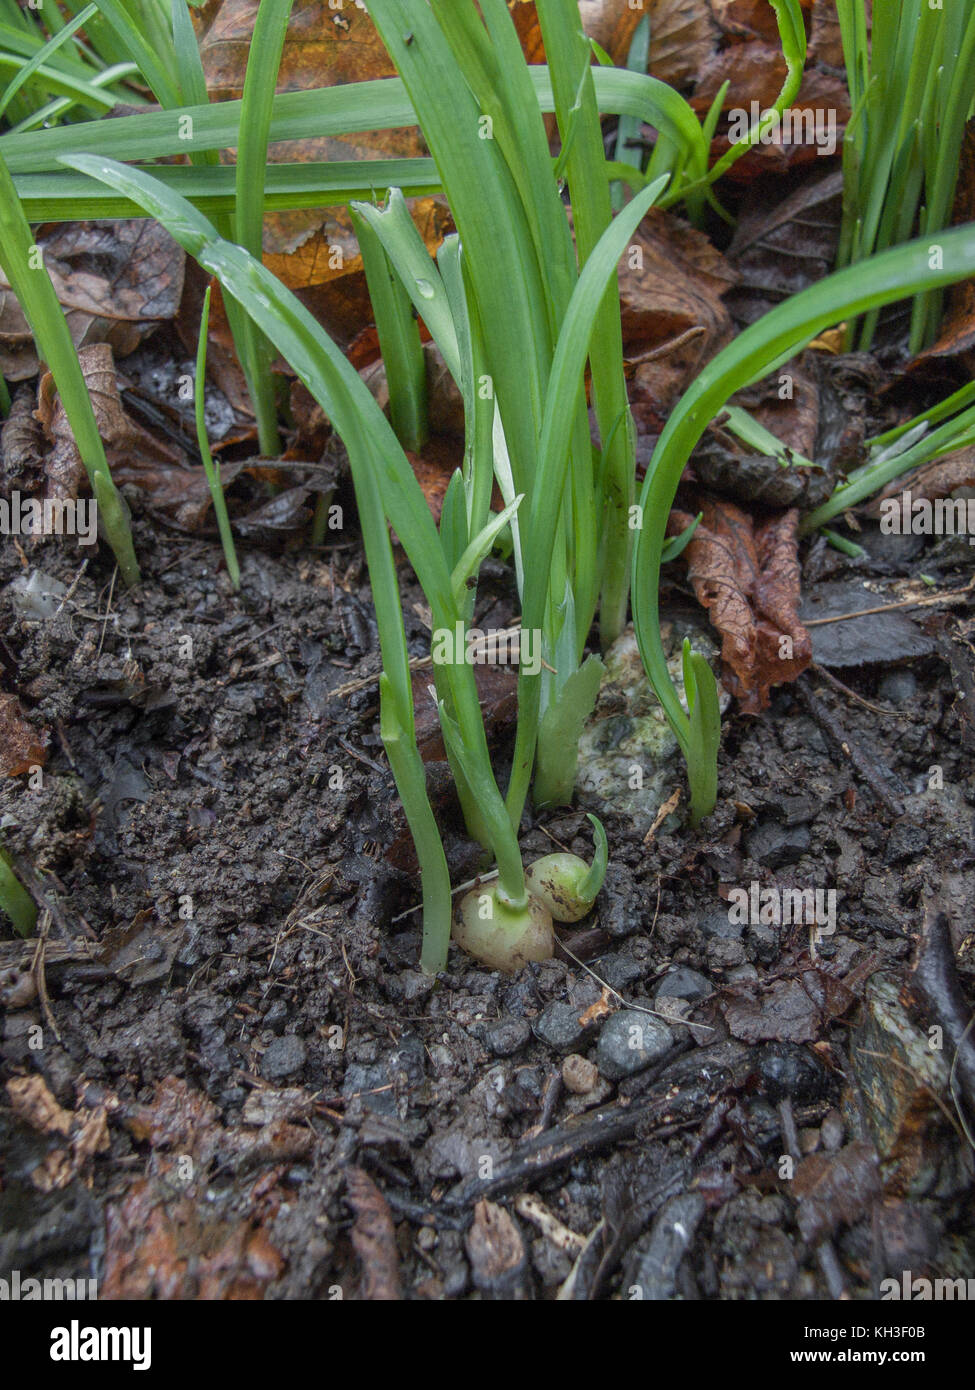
(1, 452, 973, 1301)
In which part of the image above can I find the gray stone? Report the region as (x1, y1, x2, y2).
(263, 999, 288, 1034)
(699, 908, 743, 941)
(483, 1016, 531, 1057)
(343, 1060, 396, 1116)
(596, 1010, 674, 1080)
(847, 976, 969, 1197)
(597, 953, 644, 992)
(532, 1000, 595, 1054)
(654, 965, 710, 1001)
(260, 1033, 307, 1081)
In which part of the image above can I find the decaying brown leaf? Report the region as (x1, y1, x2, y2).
(345, 1166, 402, 1301)
(646, 0, 719, 89)
(0, 221, 183, 382)
(6, 1076, 111, 1193)
(103, 1177, 285, 1299)
(412, 661, 518, 765)
(691, 436, 832, 511)
(197, 0, 427, 311)
(0, 387, 45, 492)
(792, 1140, 882, 1245)
(668, 500, 812, 711)
(509, 0, 641, 66)
(693, 50, 849, 179)
(232, 484, 312, 539)
(6, 1074, 74, 1137)
(124, 1074, 312, 1176)
(465, 1198, 528, 1298)
(0, 693, 47, 777)
(622, 209, 737, 420)
(725, 171, 843, 325)
(722, 965, 856, 1043)
(713, 0, 814, 42)
(808, 0, 846, 68)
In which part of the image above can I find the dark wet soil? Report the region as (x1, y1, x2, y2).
(1, 473, 973, 1300)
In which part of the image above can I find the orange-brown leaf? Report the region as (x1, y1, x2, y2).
(669, 499, 812, 712)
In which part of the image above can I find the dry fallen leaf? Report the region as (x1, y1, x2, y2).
(6, 1076, 111, 1192)
(792, 1140, 882, 1245)
(645, 0, 720, 89)
(0, 386, 45, 491)
(721, 966, 856, 1044)
(713, 0, 814, 43)
(465, 1198, 527, 1297)
(808, 0, 846, 68)
(345, 1166, 402, 1301)
(0, 221, 184, 382)
(725, 170, 843, 326)
(668, 499, 812, 711)
(6, 1075, 74, 1137)
(693, 49, 850, 180)
(621, 208, 738, 418)
(198, 0, 427, 305)
(509, 0, 643, 65)
(0, 693, 48, 777)
(102, 1177, 285, 1299)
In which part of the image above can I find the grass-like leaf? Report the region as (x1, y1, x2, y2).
(632, 222, 975, 818)
(194, 285, 240, 590)
(0, 147, 139, 585)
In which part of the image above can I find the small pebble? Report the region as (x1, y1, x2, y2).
(533, 1000, 595, 1053)
(596, 1010, 673, 1081)
(483, 1016, 531, 1057)
(746, 820, 812, 868)
(562, 1053, 599, 1095)
(260, 1033, 307, 1081)
(654, 965, 711, 1000)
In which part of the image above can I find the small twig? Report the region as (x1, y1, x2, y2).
(54, 559, 88, 617)
(227, 621, 285, 659)
(30, 910, 61, 1044)
(804, 577, 975, 627)
(810, 662, 908, 719)
(557, 938, 714, 1032)
(96, 565, 118, 661)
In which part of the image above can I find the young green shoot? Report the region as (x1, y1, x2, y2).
(194, 285, 240, 589)
(0, 848, 37, 938)
(525, 813, 609, 923)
